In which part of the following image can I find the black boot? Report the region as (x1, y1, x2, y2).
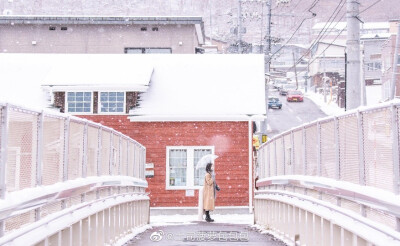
(205, 211, 214, 222)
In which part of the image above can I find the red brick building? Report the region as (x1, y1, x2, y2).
(2, 53, 266, 211)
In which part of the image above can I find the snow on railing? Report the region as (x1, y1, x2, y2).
(0, 103, 149, 245)
(255, 101, 400, 245)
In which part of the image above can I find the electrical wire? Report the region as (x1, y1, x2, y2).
(289, 0, 346, 69)
(360, 0, 382, 14)
(266, 0, 321, 60)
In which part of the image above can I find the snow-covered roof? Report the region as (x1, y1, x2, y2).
(361, 33, 392, 40)
(41, 54, 153, 91)
(128, 54, 266, 121)
(0, 54, 266, 121)
(0, 54, 153, 109)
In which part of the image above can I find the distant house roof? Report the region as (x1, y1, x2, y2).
(128, 54, 266, 121)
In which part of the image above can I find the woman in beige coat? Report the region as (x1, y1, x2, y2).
(203, 163, 220, 222)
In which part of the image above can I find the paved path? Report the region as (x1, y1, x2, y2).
(124, 221, 285, 245)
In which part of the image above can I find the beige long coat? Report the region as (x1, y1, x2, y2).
(203, 172, 215, 211)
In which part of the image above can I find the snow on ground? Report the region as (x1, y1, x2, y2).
(150, 213, 254, 227)
(304, 84, 383, 116)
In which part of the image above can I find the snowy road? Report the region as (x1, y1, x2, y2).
(123, 214, 285, 245)
(267, 90, 327, 138)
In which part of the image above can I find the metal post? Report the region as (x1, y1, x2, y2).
(346, 0, 361, 109)
(357, 110, 366, 186)
(360, 43, 367, 105)
(82, 121, 88, 178)
(109, 132, 113, 175)
(126, 139, 130, 176)
(36, 111, 44, 186)
(291, 131, 295, 175)
(97, 127, 102, 176)
(63, 117, 70, 182)
(334, 117, 340, 180)
(238, 0, 242, 53)
(35, 111, 44, 221)
(118, 135, 122, 175)
(317, 122, 322, 176)
(391, 104, 400, 195)
(0, 104, 8, 236)
(390, 22, 400, 100)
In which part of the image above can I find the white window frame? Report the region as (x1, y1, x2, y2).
(98, 91, 126, 115)
(65, 91, 93, 115)
(166, 146, 214, 190)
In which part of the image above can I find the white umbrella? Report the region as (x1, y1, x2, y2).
(196, 154, 218, 170)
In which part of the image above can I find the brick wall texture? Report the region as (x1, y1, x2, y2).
(80, 115, 250, 207)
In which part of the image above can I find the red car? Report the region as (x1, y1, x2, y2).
(286, 90, 304, 102)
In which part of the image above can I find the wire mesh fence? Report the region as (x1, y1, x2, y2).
(257, 102, 400, 231)
(0, 103, 147, 235)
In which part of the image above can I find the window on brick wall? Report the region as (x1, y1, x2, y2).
(66, 92, 92, 113)
(166, 146, 214, 189)
(99, 92, 125, 113)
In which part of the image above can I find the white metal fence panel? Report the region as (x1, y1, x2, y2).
(8, 109, 38, 191)
(68, 121, 84, 180)
(101, 130, 111, 176)
(363, 108, 394, 192)
(320, 120, 336, 179)
(87, 125, 100, 177)
(270, 140, 277, 176)
(305, 124, 318, 176)
(283, 133, 292, 175)
(0, 103, 149, 241)
(276, 138, 285, 176)
(338, 114, 360, 184)
(293, 129, 303, 175)
(42, 115, 64, 186)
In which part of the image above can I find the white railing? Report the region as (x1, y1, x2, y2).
(0, 103, 149, 245)
(255, 101, 400, 245)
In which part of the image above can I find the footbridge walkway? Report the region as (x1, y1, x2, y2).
(255, 101, 400, 245)
(1, 101, 400, 245)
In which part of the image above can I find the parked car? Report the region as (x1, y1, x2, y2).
(268, 97, 282, 109)
(279, 84, 297, 96)
(273, 79, 288, 91)
(286, 90, 304, 102)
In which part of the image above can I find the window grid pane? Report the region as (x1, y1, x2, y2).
(169, 149, 187, 186)
(100, 92, 125, 113)
(67, 92, 91, 113)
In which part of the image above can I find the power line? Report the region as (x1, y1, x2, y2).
(289, 0, 346, 69)
(360, 0, 382, 14)
(267, 0, 321, 61)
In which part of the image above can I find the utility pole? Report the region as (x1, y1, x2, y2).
(238, 0, 242, 53)
(260, 0, 272, 142)
(209, 0, 213, 45)
(346, 0, 361, 109)
(360, 43, 367, 105)
(390, 21, 400, 100)
(292, 51, 299, 89)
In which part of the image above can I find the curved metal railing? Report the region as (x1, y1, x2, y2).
(255, 101, 400, 245)
(0, 103, 149, 245)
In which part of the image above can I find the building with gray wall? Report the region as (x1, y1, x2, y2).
(0, 16, 205, 54)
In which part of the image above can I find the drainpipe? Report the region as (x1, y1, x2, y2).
(248, 118, 253, 213)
